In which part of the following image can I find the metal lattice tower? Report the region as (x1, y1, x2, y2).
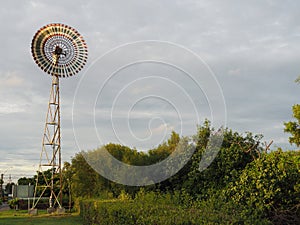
(31, 23, 88, 211)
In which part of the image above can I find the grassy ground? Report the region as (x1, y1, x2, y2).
(0, 209, 83, 225)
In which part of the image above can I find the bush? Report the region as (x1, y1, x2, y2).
(80, 199, 197, 225)
(8, 198, 19, 209)
(225, 149, 300, 224)
(194, 192, 271, 224)
(80, 191, 270, 224)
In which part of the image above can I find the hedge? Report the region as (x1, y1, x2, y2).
(79, 196, 270, 225)
(80, 199, 196, 225)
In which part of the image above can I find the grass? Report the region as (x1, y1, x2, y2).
(0, 209, 83, 225)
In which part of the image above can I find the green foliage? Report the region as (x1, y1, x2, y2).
(80, 191, 270, 225)
(17, 169, 61, 198)
(194, 192, 271, 224)
(226, 149, 300, 224)
(71, 151, 101, 198)
(5, 182, 14, 195)
(284, 104, 300, 146)
(8, 198, 19, 209)
(61, 120, 300, 223)
(80, 198, 196, 225)
(184, 124, 262, 199)
(118, 189, 131, 201)
(17, 177, 35, 185)
(70, 132, 181, 199)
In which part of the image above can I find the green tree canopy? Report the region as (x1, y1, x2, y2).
(18, 176, 35, 185)
(284, 104, 300, 147)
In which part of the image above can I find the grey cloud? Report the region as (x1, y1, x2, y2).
(0, 0, 299, 180)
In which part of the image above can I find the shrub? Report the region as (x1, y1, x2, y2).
(8, 198, 19, 209)
(80, 192, 271, 224)
(225, 149, 300, 224)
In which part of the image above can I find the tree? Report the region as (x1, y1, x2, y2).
(284, 104, 300, 147)
(5, 182, 15, 195)
(71, 151, 101, 198)
(184, 122, 262, 199)
(0, 177, 3, 201)
(18, 177, 35, 185)
(62, 162, 74, 211)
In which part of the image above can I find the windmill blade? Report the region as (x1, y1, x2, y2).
(31, 23, 88, 78)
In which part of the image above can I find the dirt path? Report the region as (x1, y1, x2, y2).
(0, 203, 10, 211)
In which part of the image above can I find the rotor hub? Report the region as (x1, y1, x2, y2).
(54, 46, 63, 56)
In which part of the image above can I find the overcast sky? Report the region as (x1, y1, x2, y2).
(0, 0, 300, 183)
